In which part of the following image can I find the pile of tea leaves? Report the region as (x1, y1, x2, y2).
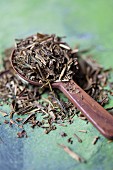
(12, 33, 79, 84)
(0, 33, 112, 138)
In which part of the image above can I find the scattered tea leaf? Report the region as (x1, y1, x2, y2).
(0, 110, 8, 117)
(58, 143, 86, 163)
(92, 136, 100, 145)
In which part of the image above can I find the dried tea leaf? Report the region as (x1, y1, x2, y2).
(0, 110, 8, 117)
(58, 144, 86, 163)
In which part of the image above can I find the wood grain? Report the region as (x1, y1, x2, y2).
(54, 80, 113, 139)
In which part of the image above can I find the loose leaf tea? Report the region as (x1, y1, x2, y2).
(17, 130, 27, 138)
(58, 144, 86, 163)
(0, 33, 113, 163)
(0, 110, 8, 117)
(0, 33, 112, 133)
(92, 136, 100, 145)
(1, 33, 112, 132)
(12, 33, 79, 85)
(73, 133, 82, 143)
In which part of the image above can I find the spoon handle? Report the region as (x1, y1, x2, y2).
(55, 80, 113, 139)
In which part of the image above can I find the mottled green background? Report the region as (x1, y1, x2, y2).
(0, 0, 113, 170)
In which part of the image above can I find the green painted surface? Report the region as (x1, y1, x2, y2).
(0, 0, 113, 170)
